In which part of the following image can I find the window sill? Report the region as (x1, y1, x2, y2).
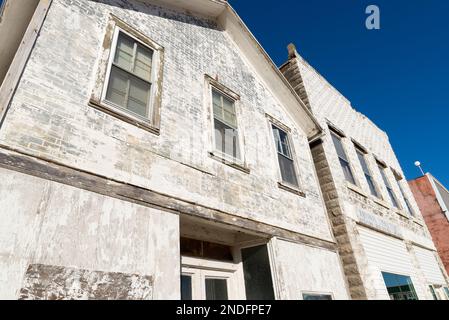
(372, 197, 391, 210)
(346, 182, 369, 199)
(412, 218, 425, 227)
(89, 98, 160, 135)
(278, 182, 306, 198)
(395, 209, 411, 219)
(208, 151, 250, 174)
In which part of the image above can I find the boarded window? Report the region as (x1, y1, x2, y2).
(241, 245, 275, 300)
(356, 148, 379, 197)
(106, 31, 153, 118)
(180, 238, 234, 262)
(331, 131, 356, 184)
(272, 125, 299, 187)
(212, 89, 240, 159)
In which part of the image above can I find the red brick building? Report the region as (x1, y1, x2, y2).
(409, 174, 449, 280)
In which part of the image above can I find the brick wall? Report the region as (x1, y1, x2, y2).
(409, 176, 449, 275)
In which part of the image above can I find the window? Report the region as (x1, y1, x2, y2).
(212, 89, 241, 160)
(377, 163, 400, 208)
(303, 293, 333, 300)
(241, 245, 275, 300)
(272, 124, 299, 187)
(356, 147, 379, 197)
(181, 275, 193, 300)
(429, 285, 439, 300)
(395, 176, 415, 216)
(444, 287, 449, 299)
(91, 18, 164, 133)
(105, 31, 153, 118)
(205, 278, 229, 300)
(330, 131, 356, 184)
(381, 272, 418, 300)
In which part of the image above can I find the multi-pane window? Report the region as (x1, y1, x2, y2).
(105, 31, 154, 118)
(378, 163, 400, 208)
(356, 148, 379, 197)
(212, 89, 241, 159)
(272, 125, 299, 187)
(331, 131, 356, 184)
(382, 272, 418, 300)
(396, 177, 414, 216)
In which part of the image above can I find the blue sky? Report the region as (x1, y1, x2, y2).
(230, 0, 449, 186)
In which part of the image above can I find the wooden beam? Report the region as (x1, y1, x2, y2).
(0, 145, 337, 251)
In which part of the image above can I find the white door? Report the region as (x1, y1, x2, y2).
(181, 256, 245, 300)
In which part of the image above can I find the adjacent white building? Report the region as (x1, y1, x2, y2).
(281, 44, 449, 300)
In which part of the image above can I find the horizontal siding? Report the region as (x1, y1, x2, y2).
(414, 246, 446, 285)
(358, 227, 427, 300)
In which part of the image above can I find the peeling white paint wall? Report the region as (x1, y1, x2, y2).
(0, 167, 180, 300)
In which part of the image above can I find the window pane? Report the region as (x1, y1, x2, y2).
(127, 76, 151, 117)
(205, 279, 228, 300)
(114, 33, 134, 71)
(134, 45, 153, 81)
(272, 126, 292, 158)
(356, 151, 370, 175)
(181, 275, 192, 301)
(241, 245, 275, 300)
(106, 66, 128, 108)
(331, 133, 348, 161)
(387, 188, 399, 208)
(340, 158, 356, 184)
(278, 154, 299, 187)
(214, 119, 240, 159)
(303, 294, 332, 300)
(366, 174, 379, 197)
(381, 272, 418, 300)
(212, 90, 222, 119)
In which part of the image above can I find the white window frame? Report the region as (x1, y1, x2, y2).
(181, 256, 245, 300)
(266, 114, 304, 196)
(90, 15, 164, 134)
(205, 75, 248, 172)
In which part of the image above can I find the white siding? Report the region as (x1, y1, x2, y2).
(358, 227, 427, 300)
(413, 246, 446, 285)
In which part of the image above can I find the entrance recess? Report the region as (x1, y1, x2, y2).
(179, 215, 276, 301)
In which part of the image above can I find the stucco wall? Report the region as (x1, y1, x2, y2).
(0, 0, 333, 242)
(0, 167, 180, 300)
(273, 239, 349, 300)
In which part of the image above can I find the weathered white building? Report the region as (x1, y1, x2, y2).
(281, 44, 449, 300)
(0, 0, 350, 300)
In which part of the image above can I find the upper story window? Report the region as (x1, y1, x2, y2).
(105, 31, 154, 118)
(395, 175, 415, 216)
(330, 130, 356, 185)
(271, 124, 299, 188)
(90, 16, 164, 134)
(377, 162, 400, 208)
(212, 88, 241, 160)
(355, 147, 379, 198)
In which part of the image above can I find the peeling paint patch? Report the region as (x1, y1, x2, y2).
(19, 264, 153, 300)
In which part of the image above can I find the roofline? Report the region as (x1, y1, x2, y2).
(283, 44, 389, 139)
(145, 0, 322, 139)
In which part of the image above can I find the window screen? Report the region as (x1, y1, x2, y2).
(106, 31, 153, 118)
